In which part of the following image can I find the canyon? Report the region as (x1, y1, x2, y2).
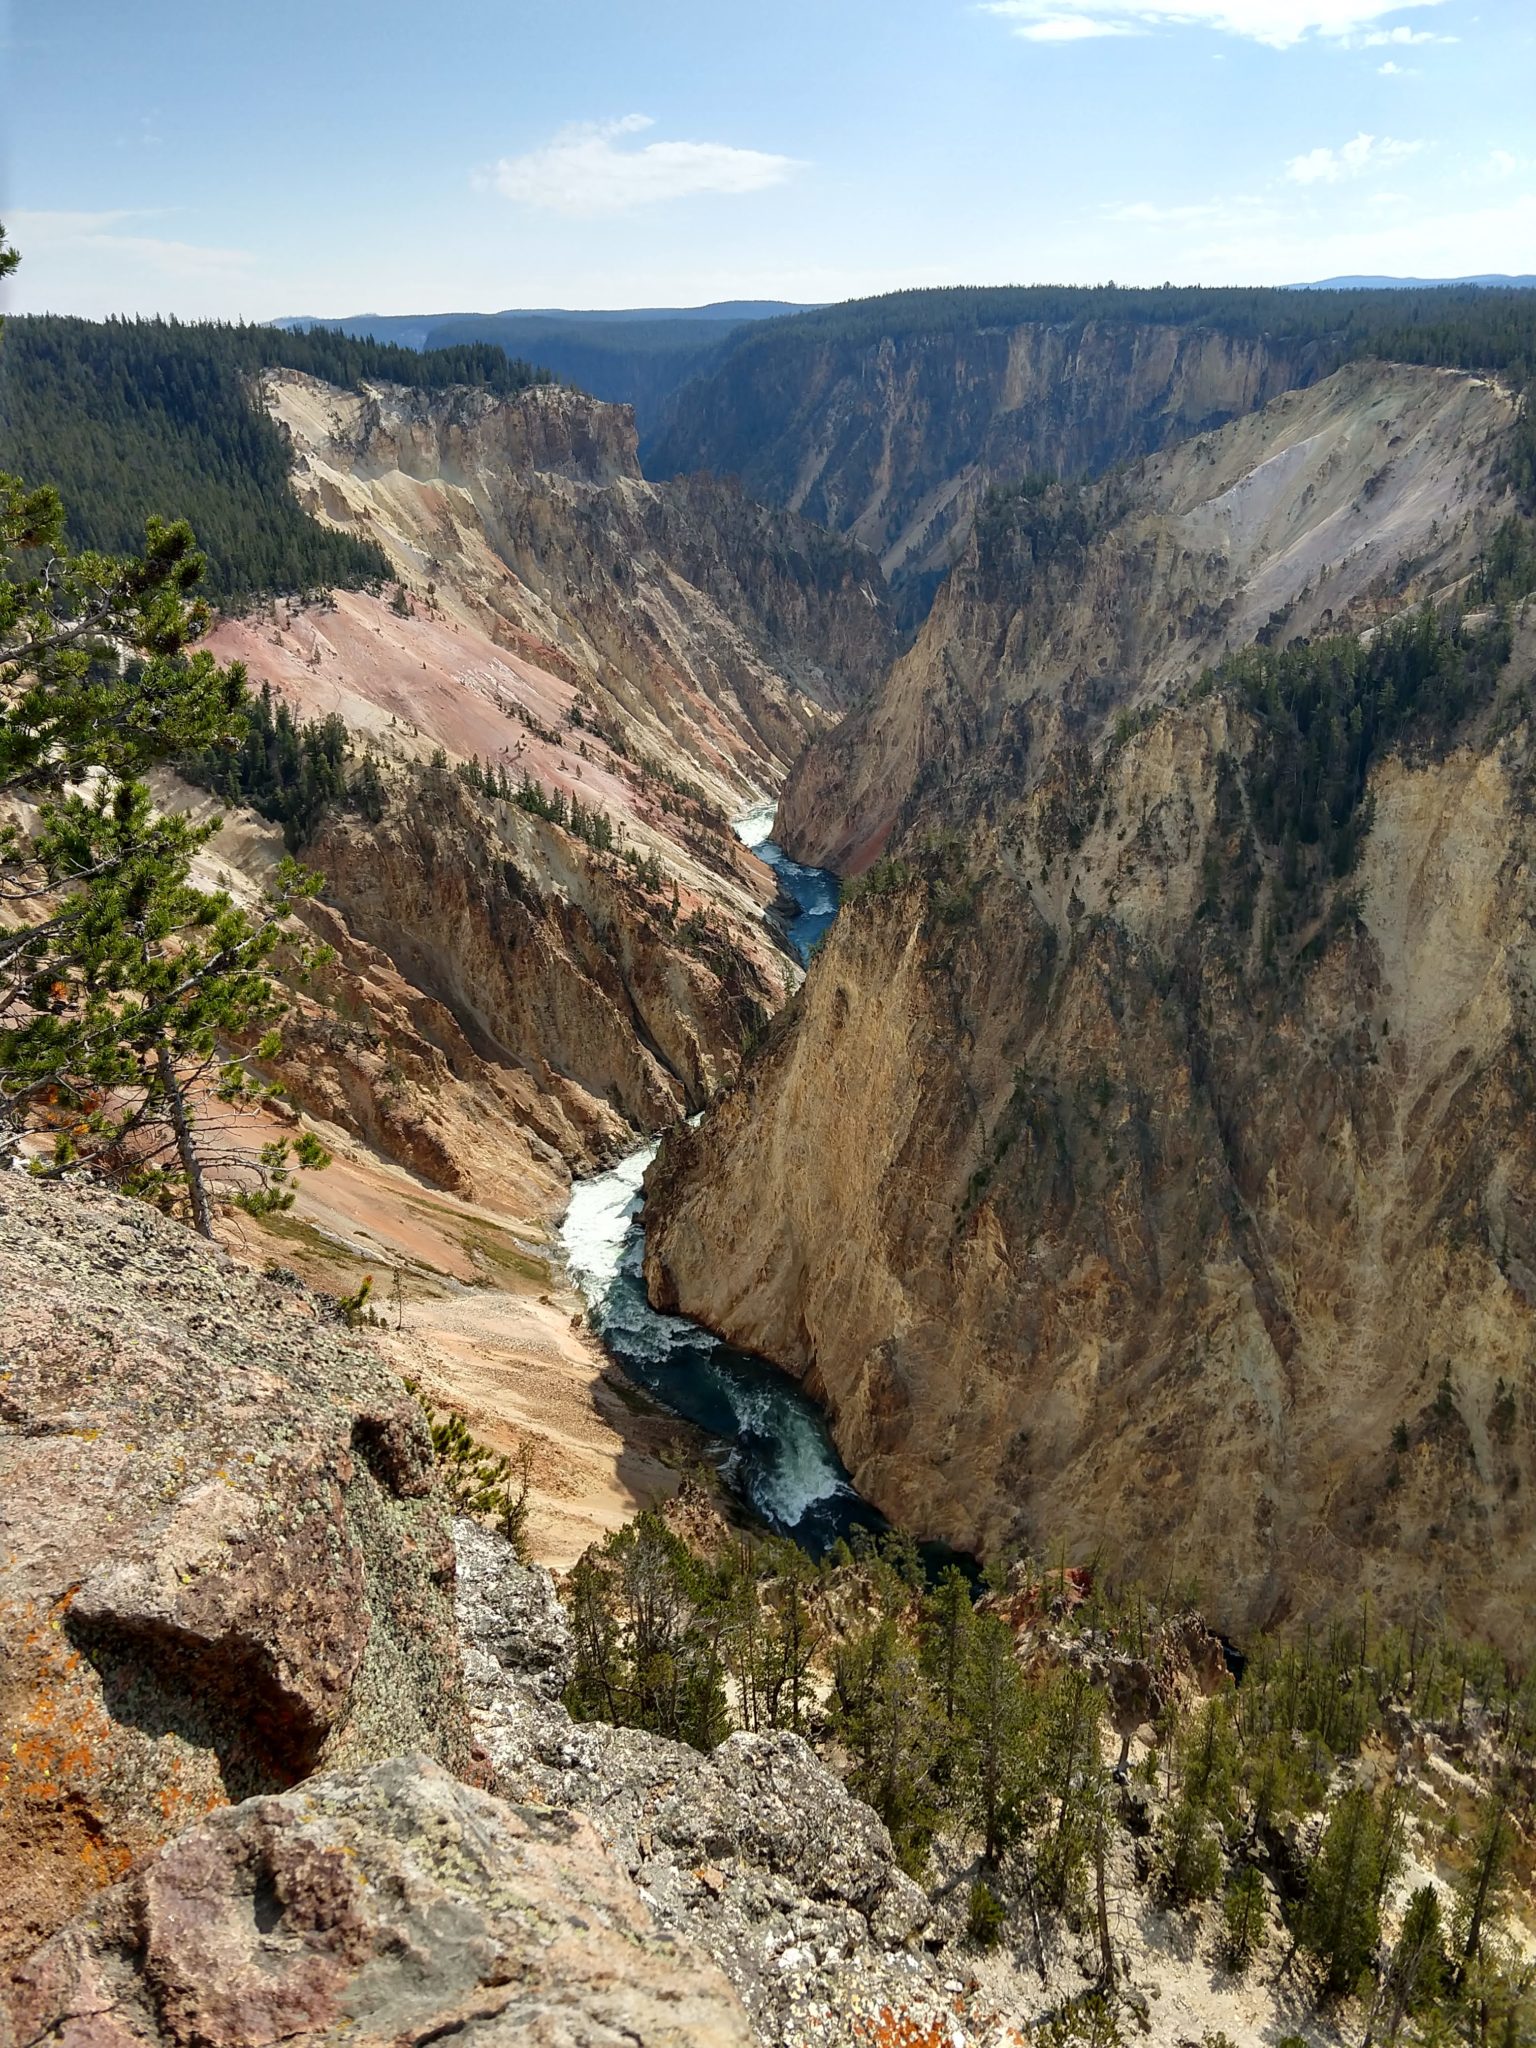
(7, 283, 1536, 2047)
(111, 342, 1536, 1646)
(174, 372, 894, 1565)
(644, 357, 1536, 1650)
(648, 308, 1330, 598)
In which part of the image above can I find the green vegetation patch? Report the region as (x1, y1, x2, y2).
(180, 680, 388, 850)
(1200, 603, 1512, 936)
(565, 1515, 1536, 2031)
(0, 316, 552, 600)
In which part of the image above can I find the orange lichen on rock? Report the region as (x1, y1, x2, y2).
(0, 1175, 471, 1966)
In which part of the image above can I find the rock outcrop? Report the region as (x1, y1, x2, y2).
(3, 1756, 752, 2048)
(642, 366, 1536, 1651)
(454, 1523, 945, 2040)
(0, 1178, 467, 1965)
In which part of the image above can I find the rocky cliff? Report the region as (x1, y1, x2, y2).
(0, 1179, 1118, 2046)
(296, 766, 788, 1176)
(262, 372, 893, 794)
(0, 1178, 755, 2045)
(3, 1757, 753, 2048)
(193, 373, 891, 1199)
(649, 315, 1324, 591)
(643, 365, 1536, 1651)
(777, 362, 1516, 870)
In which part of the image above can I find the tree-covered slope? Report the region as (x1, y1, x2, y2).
(0, 318, 551, 600)
(672, 280, 1536, 366)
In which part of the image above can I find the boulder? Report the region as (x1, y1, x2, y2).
(1, 1755, 751, 2048)
(453, 1523, 932, 2035)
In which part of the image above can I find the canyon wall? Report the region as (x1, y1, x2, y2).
(649, 317, 1327, 587)
(264, 372, 894, 795)
(195, 373, 893, 1206)
(777, 363, 1515, 869)
(644, 363, 1536, 1649)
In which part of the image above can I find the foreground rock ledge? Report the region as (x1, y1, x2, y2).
(1, 1754, 752, 2048)
(0, 1177, 468, 1963)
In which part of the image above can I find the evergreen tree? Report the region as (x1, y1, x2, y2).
(1298, 1783, 1397, 1997)
(1162, 1700, 1238, 1905)
(922, 1564, 976, 1727)
(758, 1539, 823, 1735)
(1454, 1794, 1511, 1986)
(1367, 1884, 1445, 2046)
(1220, 1866, 1269, 1971)
(0, 221, 326, 1232)
(830, 1611, 944, 1875)
(563, 1511, 730, 1752)
(957, 1611, 1038, 1867)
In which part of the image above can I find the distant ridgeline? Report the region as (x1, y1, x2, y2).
(276, 302, 814, 432)
(0, 317, 551, 600)
(645, 280, 1536, 497)
(690, 281, 1536, 362)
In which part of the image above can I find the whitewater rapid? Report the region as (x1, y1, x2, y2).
(734, 798, 840, 959)
(556, 801, 879, 1551)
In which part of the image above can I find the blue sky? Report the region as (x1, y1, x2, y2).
(3, 0, 1531, 319)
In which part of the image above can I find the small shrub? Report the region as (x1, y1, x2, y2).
(967, 1878, 1008, 1948)
(405, 1378, 536, 1559)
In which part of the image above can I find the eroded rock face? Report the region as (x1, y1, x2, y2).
(642, 369, 1536, 1652)
(262, 372, 893, 793)
(778, 362, 1515, 870)
(1, 1755, 752, 2048)
(453, 1523, 934, 2037)
(648, 316, 1324, 584)
(645, 680, 1536, 1651)
(303, 773, 784, 1160)
(0, 1179, 467, 1965)
(197, 372, 894, 1208)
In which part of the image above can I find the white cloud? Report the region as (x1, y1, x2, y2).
(1285, 132, 1424, 182)
(483, 116, 800, 216)
(1011, 13, 1140, 35)
(1377, 57, 1414, 70)
(982, 0, 1450, 48)
(1487, 149, 1519, 179)
(6, 208, 253, 279)
(1347, 21, 1456, 40)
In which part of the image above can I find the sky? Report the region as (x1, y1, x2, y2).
(2, 0, 1532, 321)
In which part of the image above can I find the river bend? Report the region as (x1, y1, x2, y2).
(558, 800, 881, 1552)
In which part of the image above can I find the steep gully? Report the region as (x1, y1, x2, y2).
(558, 800, 868, 1551)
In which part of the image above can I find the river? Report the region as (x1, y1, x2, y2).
(557, 799, 884, 1554)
